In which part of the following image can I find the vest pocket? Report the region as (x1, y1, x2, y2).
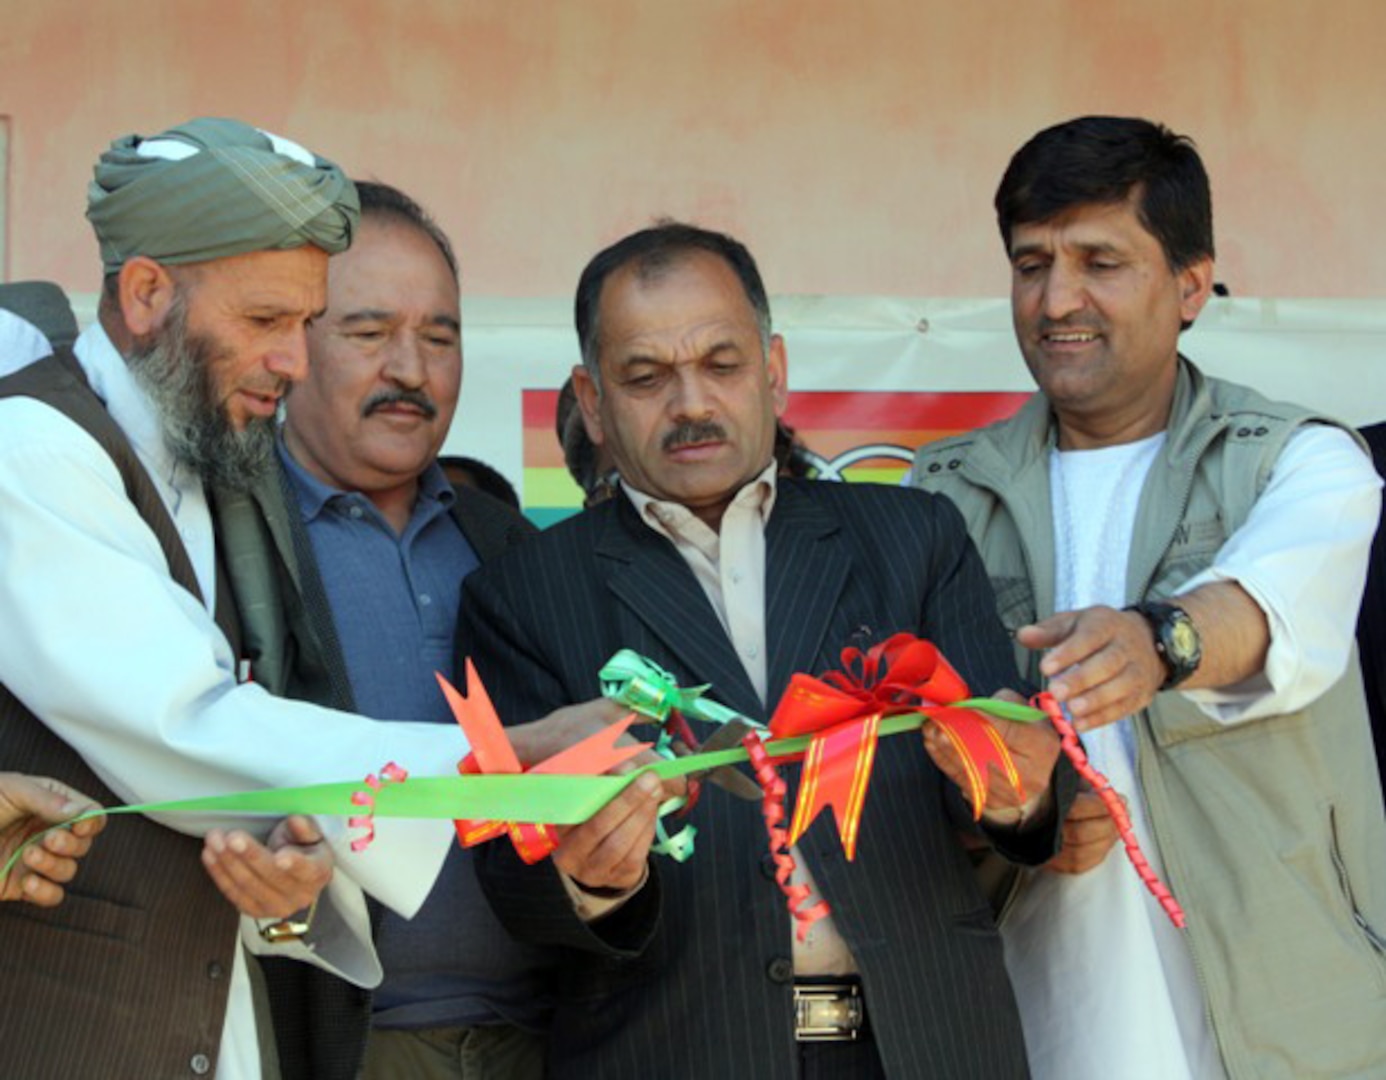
(1145, 516, 1227, 598)
(990, 575, 1036, 633)
(1328, 803, 1386, 972)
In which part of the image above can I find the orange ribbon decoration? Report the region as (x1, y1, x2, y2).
(767, 634, 1024, 860)
(440, 661, 651, 863)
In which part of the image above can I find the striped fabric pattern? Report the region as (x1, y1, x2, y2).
(462, 479, 1054, 1079)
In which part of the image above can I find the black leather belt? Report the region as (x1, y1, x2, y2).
(793, 978, 865, 1042)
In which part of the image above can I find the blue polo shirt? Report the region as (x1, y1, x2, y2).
(280, 443, 555, 1031)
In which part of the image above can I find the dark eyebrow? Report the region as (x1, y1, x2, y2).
(1010, 240, 1124, 261)
(614, 350, 666, 368)
(425, 314, 462, 334)
(339, 308, 396, 325)
(246, 302, 327, 321)
(1073, 241, 1125, 258)
(1008, 242, 1049, 262)
(338, 309, 460, 334)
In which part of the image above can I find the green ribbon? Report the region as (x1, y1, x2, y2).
(2, 697, 1042, 882)
(600, 650, 766, 860)
(600, 650, 765, 730)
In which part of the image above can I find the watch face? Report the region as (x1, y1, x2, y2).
(1168, 618, 1200, 662)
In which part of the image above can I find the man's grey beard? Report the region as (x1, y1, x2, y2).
(125, 296, 277, 492)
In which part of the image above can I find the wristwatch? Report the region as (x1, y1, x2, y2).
(257, 898, 318, 945)
(1125, 601, 1202, 690)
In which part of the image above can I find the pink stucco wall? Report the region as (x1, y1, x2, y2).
(2, 0, 1383, 299)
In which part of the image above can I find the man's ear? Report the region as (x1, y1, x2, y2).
(766, 333, 789, 416)
(572, 363, 605, 445)
(116, 257, 180, 338)
(1178, 256, 1215, 327)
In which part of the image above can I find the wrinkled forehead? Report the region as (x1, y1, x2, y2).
(599, 254, 760, 348)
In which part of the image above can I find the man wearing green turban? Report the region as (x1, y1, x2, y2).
(0, 117, 630, 1080)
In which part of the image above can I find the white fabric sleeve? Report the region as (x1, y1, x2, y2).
(239, 873, 382, 987)
(0, 400, 464, 917)
(1178, 425, 1381, 722)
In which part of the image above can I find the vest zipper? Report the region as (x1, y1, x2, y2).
(1129, 417, 1234, 1074)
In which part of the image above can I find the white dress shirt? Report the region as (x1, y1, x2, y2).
(625, 462, 859, 975)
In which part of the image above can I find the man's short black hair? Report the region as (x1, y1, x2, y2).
(574, 220, 771, 381)
(438, 455, 520, 509)
(995, 116, 1214, 272)
(354, 180, 459, 283)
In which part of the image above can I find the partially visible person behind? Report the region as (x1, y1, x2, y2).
(772, 418, 816, 479)
(1358, 421, 1386, 787)
(910, 115, 1385, 1080)
(0, 773, 104, 907)
(439, 453, 522, 509)
(556, 374, 617, 505)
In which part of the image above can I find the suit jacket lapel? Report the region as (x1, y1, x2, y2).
(598, 496, 764, 719)
(764, 481, 849, 704)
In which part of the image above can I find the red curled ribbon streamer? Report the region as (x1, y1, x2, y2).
(349, 762, 409, 852)
(769, 633, 1024, 859)
(1038, 692, 1187, 928)
(743, 733, 832, 942)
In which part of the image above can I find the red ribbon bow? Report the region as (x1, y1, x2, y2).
(767, 633, 1023, 860)
(441, 661, 650, 863)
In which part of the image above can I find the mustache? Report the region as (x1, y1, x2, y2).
(363, 388, 438, 419)
(242, 378, 290, 400)
(662, 420, 727, 452)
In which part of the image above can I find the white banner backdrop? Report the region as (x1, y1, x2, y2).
(66, 291, 1386, 508)
(451, 296, 1386, 499)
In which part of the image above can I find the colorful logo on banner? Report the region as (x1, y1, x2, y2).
(521, 389, 1031, 528)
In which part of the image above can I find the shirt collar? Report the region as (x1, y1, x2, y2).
(624, 459, 778, 544)
(278, 436, 454, 524)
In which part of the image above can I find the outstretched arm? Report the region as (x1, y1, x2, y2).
(1019, 581, 1268, 731)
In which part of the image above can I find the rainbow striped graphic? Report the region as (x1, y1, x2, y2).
(521, 389, 1030, 529)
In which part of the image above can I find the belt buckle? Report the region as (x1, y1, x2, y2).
(793, 981, 864, 1042)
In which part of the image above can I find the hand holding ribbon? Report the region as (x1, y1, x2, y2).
(600, 650, 761, 732)
(922, 688, 1060, 829)
(601, 650, 762, 861)
(442, 661, 651, 864)
(766, 633, 1039, 859)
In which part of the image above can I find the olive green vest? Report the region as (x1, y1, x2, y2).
(912, 359, 1386, 1079)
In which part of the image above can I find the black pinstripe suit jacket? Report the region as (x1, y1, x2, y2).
(460, 478, 1065, 1079)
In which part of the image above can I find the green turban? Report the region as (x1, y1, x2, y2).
(86, 117, 359, 274)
